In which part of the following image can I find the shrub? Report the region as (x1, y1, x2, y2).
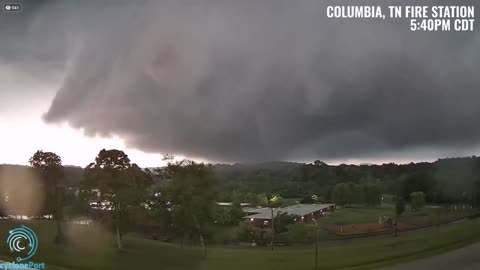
(285, 223, 316, 243)
(410, 192, 426, 210)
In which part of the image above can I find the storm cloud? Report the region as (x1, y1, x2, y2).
(3, 0, 480, 162)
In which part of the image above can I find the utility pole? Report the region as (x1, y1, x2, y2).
(313, 219, 319, 270)
(474, 191, 477, 209)
(271, 206, 274, 250)
(394, 214, 398, 237)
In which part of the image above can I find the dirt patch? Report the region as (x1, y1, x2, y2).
(332, 221, 419, 236)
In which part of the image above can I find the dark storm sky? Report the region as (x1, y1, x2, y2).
(1, 0, 480, 164)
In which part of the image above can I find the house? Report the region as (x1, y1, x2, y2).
(243, 207, 280, 228)
(243, 204, 335, 228)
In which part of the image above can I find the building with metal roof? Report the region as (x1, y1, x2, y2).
(243, 203, 335, 228)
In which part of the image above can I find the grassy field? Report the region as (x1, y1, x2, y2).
(0, 220, 202, 270)
(204, 219, 480, 270)
(0, 218, 480, 270)
(309, 204, 474, 239)
(321, 204, 474, 226)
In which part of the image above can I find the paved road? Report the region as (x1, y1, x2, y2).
(384, 242, 480, 270)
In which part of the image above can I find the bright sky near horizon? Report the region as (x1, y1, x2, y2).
(0, 71, 171, 167)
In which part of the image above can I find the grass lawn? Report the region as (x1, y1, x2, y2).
(0, 220, 202, 270)
(0, 218, 480, 270)
(204, 219, 480, 270)
(322, 206, 394, 225)
(274, 205, 476, 240)
(321, 205, 475, 227)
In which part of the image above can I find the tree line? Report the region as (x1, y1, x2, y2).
(2, 149, 245, 253)
(217, 157, 480, 205)
(1, 151, 480, 250)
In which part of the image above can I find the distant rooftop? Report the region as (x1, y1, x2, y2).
(281, 204, 334, 217)
(244, 204, 334, 220)
(216, 202, 251, 207)
(242, 207, 272, 215)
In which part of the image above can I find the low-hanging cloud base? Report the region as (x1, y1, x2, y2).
(4, 0, 480, 163)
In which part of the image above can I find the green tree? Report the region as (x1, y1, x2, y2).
(210, 204, 243, 226)
(243, 192, 259, 206)
(29, 150, 66, 243)
(472, 179, 480, 208)
(401, 173, 435, 201)
(148, 188, 174, 239)
(332, 183, 352, 206)
(211, 205, 232, 225)
(268, 195, 284, 208)
(64, 188, 90, 221)
(410, 191, 426, 210)
(237, 222, 261, 242)
(273, 212, 296, 234)
(351, 183, 365, 204)
(394, 196, 406, 237)
(229, 204, 245, 225)
(256, 193, 270, 207)
(230, 190, 243, 205)
(158, 160, 218, 257)
(285, 223, 315, 243)
(84, 149, 152, 249)
(313, 160, 327, 166)
(364, 183, 382, 206)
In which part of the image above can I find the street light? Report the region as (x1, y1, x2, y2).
(271, 207, 274, 251)
(267, 195, 279, 251)
(312, 218, 319, 270)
